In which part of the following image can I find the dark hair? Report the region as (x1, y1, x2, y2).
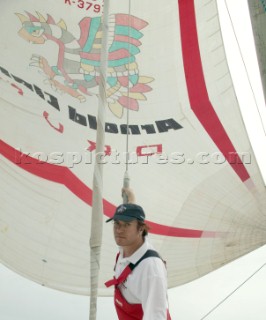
(137, 220, 150, 238)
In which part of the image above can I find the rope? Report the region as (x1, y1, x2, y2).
(122, 0, 132, 203)
(224, 0, 266, 136)
(125, 0, 131, 170)
(200, 261, 266, 319)
(89, 1, 109, 318)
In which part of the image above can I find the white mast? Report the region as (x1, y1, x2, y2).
(89, 0, 109, 319)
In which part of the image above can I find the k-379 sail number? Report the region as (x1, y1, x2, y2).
(64, 0, 103, 13)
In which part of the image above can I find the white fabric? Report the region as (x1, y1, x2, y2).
(1, 0, 266, 297)
(115, 238, 169, 320)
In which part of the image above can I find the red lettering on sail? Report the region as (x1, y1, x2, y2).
(136, 144, 162, 157)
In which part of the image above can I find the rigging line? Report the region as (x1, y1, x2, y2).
(224, 0, 266, 136)
(122, 0, 132, 204)
(125, 0, 132, 172)
(200, 261, 266, 319)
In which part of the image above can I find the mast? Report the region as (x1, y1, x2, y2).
(89, 0, 109, 319)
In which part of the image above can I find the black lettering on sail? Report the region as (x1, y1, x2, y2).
(33, 85, 45, 100)
(120, 124, 140, 135)
(68, 106, 87, 126)
(155, 119, 183, 132)
(106, 123, 119, 133)
(88, 114, 97, 130)
(11, 75, 33, 91)
(0, 66, 11, 78)
(141, 124, 156, 134)
(45, 92, 60, 111)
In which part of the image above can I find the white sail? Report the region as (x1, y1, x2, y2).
(0, 0, 266, 298)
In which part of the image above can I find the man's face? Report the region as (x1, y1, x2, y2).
(113, 220, 141, 247)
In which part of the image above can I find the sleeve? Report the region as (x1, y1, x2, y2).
(140, 259, 170, 320)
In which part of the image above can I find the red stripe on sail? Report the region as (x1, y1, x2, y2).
(0, 140, 93, 206)
(78, 17, 92, 48)
(115, 14, 148, 30)
(80, 49, 131, 62)
(0, 139, 219, 238)
(80, 52, 100, 61)
(178, 0, 250, 182)
(114, 35, 142, 47)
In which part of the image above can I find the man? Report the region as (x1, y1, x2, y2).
(105, 188, 171, 320)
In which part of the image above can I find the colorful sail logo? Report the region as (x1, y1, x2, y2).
(16, 12, 153, 118)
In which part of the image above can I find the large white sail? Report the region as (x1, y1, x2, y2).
(0, 0, 266, 297)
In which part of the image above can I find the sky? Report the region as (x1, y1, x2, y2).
(1, 0, 266, 319)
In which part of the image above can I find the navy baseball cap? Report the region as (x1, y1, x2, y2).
(106, 203, 145, 222)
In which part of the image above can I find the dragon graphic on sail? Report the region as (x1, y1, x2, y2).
(16, 11, 153, 118)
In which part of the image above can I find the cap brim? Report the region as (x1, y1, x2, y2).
(105, 214, 137, 223)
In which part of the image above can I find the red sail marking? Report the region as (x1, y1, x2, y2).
(178, 0, 250, 182)
(115, 14, 148, 30)
(0, 139, 219, 238)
